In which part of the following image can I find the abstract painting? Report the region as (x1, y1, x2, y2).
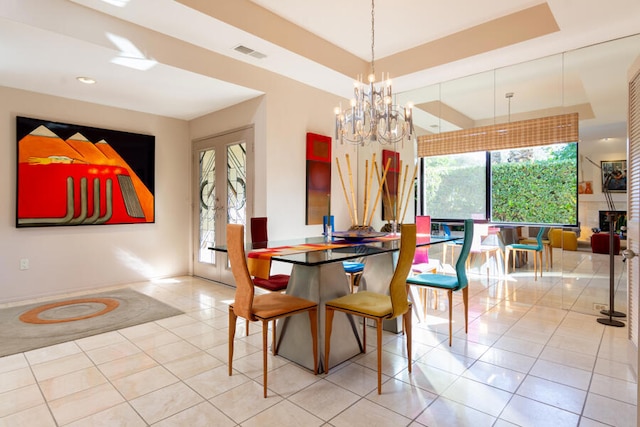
(305, 132, 331, 225)
(382, 149, 400, 221)
(16, 116, 155, 227)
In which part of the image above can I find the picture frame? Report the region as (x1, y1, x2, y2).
(16, 116, 155, 227)
(600, 160, 626, 193)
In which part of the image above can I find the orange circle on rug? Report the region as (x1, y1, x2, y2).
(19, 298, 120, 324)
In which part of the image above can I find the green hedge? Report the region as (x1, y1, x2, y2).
(491, 159, 577, 223)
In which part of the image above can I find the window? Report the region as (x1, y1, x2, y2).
(419, 143, 578, 225)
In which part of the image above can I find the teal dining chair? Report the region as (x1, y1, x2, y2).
(504, 226, 545, 281)
(406, 219, 474, 346)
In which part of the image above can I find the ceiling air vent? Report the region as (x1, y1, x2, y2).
(233, 45, 267, 60)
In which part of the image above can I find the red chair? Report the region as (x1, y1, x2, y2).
(249, 217, 290, 291)
(246, 217, 291, 344)
(591, 233, 621, 255)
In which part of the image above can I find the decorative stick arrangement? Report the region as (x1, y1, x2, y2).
(335, 153, 398, 229)
(383, 160, 418, 226)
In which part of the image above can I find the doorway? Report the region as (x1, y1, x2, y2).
(192, 127, 254, 285)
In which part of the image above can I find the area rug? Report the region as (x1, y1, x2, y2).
(0, 289, 183, 357)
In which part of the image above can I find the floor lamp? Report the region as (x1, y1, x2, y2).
(597, 172, 626, 327)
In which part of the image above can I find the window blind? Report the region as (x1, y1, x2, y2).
(417, 113, 579, 157)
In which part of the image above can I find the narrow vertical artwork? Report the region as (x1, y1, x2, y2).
(382, 149, 400, 221)
(305, 133, 331, 225)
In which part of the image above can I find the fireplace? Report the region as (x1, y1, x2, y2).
(598, 210, 627, 232)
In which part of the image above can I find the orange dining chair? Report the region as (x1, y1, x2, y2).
(227, 224, 318, 398)
(406, 219, 474, 346)
(324, 224, 416, 394)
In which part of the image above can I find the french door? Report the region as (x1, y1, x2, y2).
(192, 127, 253, 285)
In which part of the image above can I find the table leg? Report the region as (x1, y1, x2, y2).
(276, 262, 363, 372)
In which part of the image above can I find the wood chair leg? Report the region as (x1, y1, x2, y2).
(324, 307, 335, 374)
(539, 250, 543, 278)
(447, 290, 453, 346)
(228, 308, 237, 376)
(404, 309, 412, 373)
(376, 318, 383, 395)
(362, 315, 367, 351)
(504, 248, 510, 276)
(462, 286, 469, 334)
(262, 320, 268, 398)
(271, 320, 276, 355)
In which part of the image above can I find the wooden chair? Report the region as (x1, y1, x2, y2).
(324, 224, 416, 394)
(247, 217, 291, 342)
(249, 217, 290, 291)
(227, 224, 318, 398)
(323, 215, 365, 292)
(407, 219, 474, 346)
(504, 226, 545, 281)
(343, 261, 365, 293)
(410, 216, 439, 319)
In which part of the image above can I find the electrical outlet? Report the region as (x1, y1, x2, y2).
(594, 303, 609, 312)
(20, 258, 29, 270)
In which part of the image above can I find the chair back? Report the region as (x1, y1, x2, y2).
(227, 224, 255, 321)
(413, 216, 431, 263)
(455, 219, 475, 290)
(250, 217, 269, 248)
(389, 224, 417, 318)
(534, 226, 545, 250)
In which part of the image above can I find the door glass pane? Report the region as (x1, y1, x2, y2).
(198, 148, 215, 263)
(227, 143, 247, 225)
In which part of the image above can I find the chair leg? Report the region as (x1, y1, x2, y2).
(462, 286, 469, 334)
(324, 307, 335, 374)
(308, 308, 319, 375)
(228, 308, 237, 376)
(271, 320, 276, 355)
(262, 320, 268, 398)
(447, 290, 453, 346)
(504, 248, 510, 276)
(403, 309, 412, 373)
(245, 319, 249, 337)
(539, 250, 543, 277)
(376, 318, 383, 395)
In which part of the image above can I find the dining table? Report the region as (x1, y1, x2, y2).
(210, 229, 458, 373)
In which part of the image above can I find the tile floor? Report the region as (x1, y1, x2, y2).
(0, 248, 636, 426)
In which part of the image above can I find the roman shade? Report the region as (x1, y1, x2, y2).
(417, 112, 579, 157)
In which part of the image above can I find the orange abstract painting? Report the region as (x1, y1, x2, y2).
(16, 117, 155, 227)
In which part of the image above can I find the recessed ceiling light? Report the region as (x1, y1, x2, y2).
(76, 76, 96, 85)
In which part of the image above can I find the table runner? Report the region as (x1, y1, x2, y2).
(247, 241, 352, 279)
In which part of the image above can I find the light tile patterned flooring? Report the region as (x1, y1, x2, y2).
(0, 248, 636, 426)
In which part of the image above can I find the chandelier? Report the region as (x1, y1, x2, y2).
(334, 0, 413, 146)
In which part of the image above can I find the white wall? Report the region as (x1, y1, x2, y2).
(1, 86, 192, 303)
